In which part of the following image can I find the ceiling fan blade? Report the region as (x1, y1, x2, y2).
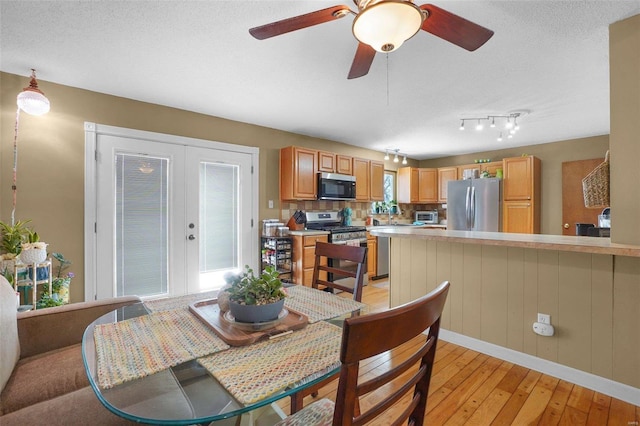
(348, 43, 376, 79)
(249, 5, 351, 40)
(419, 4, 494, 51)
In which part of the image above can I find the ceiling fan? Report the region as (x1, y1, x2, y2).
(249, 0, 494, 79)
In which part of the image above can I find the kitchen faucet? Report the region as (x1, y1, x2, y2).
(388, 204, 401, 225)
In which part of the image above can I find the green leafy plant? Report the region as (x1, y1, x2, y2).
(37, 253, 74, 308)
(0, 219, 32, 255)
(223, 265, 286, 306)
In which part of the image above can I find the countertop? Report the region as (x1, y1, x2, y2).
(368, 227, 640, 258)
(286, 230, 330, 236)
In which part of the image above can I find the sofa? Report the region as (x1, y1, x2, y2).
(0, 275, 141, 425)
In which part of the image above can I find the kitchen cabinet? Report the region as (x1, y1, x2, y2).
(292, 234, 328, 286)
(481, 161, 504, 177)
(457, 163, 481, 180)
(336, 154, 353, 175)
(366, 233, 377, 278)
(398, 167, 438, 203)
(369, 160, 384, 201)
(437, 167, 457, 203)
(317, 151, 335, 173)
(503, 201, 534, 234)
(280, 146, 317, 200)
(353, 157, 370, 201)
(261, 237, 292, 282)
(503, 156, 541, 233)
(418, 168, 438, 203)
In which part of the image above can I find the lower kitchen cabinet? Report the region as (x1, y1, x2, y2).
(503, 201, 536, 234)
(366, 233, 377, 278)
(292, 234, 328, 286)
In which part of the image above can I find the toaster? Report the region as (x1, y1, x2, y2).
(415, 210, 438, 224)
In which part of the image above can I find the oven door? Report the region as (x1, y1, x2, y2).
(327, 239, 368, 290)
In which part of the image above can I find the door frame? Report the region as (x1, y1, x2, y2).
(84, 122, 260, 301)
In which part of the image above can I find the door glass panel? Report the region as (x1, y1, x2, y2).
(198, 161, 239, 290)
(115, 154, 168, 297)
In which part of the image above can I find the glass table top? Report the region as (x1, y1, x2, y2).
(82, 299, 362, 425)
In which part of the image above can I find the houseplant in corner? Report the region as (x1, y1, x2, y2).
(37, 252, 74, 308)
(221, 265, 287, 323)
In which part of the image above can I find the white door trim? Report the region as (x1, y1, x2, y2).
(84, 122, 259, 301)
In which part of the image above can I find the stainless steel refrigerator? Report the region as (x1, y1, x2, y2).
(447, 178, 502, 231)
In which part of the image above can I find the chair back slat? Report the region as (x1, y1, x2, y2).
(333, 281, 450, 426)
(312, 241, 367, 302)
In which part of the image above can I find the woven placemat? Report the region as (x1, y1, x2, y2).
(284, 285, 366, 323)
(144, 290, 218, 312)
(94, 309, 229, 389)
(198, 321, 342, 404)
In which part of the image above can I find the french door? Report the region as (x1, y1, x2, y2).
(85, 123, 258, 301)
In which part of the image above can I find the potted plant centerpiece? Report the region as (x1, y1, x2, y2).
(220, 265, 287, 323)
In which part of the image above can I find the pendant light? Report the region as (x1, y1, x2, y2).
(16, 69, 50, 116)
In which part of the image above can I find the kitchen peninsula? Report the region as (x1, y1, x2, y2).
(369, 226, 640, 404)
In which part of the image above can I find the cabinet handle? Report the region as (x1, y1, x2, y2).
(564, 223, 570, 229)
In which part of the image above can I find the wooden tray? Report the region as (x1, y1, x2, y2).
(189, 298, 308, 346)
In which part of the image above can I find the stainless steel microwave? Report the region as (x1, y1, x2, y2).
(317, 173, 356, 201)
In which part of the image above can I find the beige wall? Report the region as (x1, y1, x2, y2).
(419, 136, 610, 235)
(610, 14, 640, 245)
(0, 71, 414, 302)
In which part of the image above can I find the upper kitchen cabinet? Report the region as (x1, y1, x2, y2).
(353, 157, 370, 201)
(437, 167, 457, 203)
(398, 167, 437, 203)
(317, 150, 335, 173)
(481, 161, 504, 177)
(336, 154, 353, 175)
(457, 163, 480, 180)
(280, 146, 317, 200)
(503, 156, 541, 233)
(503, 156, 540, 201)
(369, 160, 384, 201)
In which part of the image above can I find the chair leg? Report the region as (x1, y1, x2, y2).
(290, 392, 305, 414)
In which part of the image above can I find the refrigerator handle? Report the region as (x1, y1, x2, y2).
(465, 186, 471, 229)
(470, 186, 476, 229)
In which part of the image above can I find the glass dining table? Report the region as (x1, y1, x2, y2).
(82, 286, 366, 425)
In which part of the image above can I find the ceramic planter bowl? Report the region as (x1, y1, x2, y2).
(229, 299, 285, 323)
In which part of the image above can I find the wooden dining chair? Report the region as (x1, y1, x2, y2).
(311, 241, 368, 302)
(278, 281, 450, 426)
(289, 241, 368, 413)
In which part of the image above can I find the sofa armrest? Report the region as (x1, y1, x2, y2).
(17, 296, 142, 359)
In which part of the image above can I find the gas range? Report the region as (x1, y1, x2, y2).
(304, 211, 367, 243)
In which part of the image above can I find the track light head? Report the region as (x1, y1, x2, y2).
(459, 120, 465, 131)
(384, 150, 390, 160)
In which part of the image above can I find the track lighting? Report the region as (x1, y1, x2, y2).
(384, 148, 408, 164)
(457, 111, 527, 140)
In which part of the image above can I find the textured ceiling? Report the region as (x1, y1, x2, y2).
(1, 1, 639, 160)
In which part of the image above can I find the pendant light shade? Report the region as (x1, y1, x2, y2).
(17, 69, 50, 116)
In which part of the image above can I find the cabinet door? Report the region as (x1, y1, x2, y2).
(353, 158, 370, 201)
(503, 201, 534, 233)
(503, 156, 532, 200)
(369, 160, 384, 201)
(481, 161, 504, 177)
(397, 167, 419, 204)
(318, 151, 335, 173)
(367, 237, 377, 277)
(437, 167, 457, 202)
(457, 164, 480, 180)
(418, 168, 438, 203)
(280, 146, 317, 200)
(336, 155, 353, 175)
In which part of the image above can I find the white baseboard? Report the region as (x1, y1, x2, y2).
(438, 329, 640, 406)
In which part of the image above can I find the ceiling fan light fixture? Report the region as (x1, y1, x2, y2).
(352, 1, 424, 53)
(16, 69, 50, 116)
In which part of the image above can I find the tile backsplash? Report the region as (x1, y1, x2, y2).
(278, 201, 445, 225)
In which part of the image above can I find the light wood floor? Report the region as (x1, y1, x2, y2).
(277, 280, 640, 425)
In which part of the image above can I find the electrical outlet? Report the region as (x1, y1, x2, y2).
(268, 200, 274, 209)
(537, 313, 551, 325)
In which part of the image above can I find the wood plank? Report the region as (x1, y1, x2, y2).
(559, 405, 588, 426)
(590, 254, 614, 379)
(462, 244, 482, 338)
(538, 379, 574, 426)
(491, 369, 542, 424)
(607, 397, 637, 426)
(466, 387, 511, 425)
(536, 249, 559, 362)
(510, 374, 559, 424)
(480, 245, 509, 347)
(567, 384, 595, 413)
(448, 242, 465, 333)
(586, 391, 610, 425)
(506, 247, 525, 352)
